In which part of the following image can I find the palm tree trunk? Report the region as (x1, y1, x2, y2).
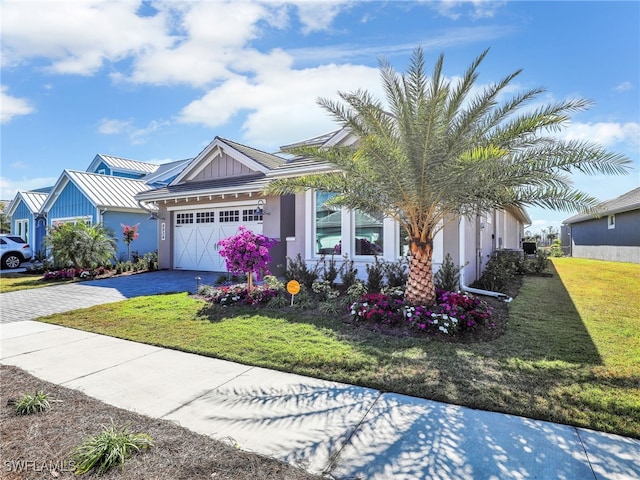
(405, 240, 436, 306)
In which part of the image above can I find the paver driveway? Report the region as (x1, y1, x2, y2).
(0, 270, 221, 323)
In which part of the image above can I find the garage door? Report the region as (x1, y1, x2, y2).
(173, 208, 263, 271)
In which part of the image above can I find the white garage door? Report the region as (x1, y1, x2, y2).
(174, 208, 263, 271)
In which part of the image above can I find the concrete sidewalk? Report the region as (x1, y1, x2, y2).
(2, 321, 638, 479)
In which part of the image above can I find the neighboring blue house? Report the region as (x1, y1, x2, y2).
(8, 153, 191, 264)
(40, 170, 159, 262)
(562, 186, 640, 263)
(86, 154, 160, 179)
(6, 187, 52, 256)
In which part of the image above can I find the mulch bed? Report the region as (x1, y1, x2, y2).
(0, 366, 324, 480)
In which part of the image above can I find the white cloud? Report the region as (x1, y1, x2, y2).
(177, 61, 383, 150)
(0, 86, 35, 124)
(0, 176, 57, 201)
(98, 118, 132, 135)
(431, 0, 506, 20)
(614, 81, 633, 92)
(1, 0, 169, 74)
(292, 0, 349, 34)
(98, 117, 169, 144)
(562, 122, 640, 148)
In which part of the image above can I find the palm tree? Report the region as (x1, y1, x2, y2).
(266, 48, 631, 305)
(44, 221, 117, 269)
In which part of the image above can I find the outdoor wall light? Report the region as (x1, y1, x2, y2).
(254, 199, 270, 216)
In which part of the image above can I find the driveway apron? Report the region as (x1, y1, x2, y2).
(0, 270, 220, 323)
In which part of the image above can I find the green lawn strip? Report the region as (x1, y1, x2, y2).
(38, 260, 640, 439)
(0, 273, 74, 293)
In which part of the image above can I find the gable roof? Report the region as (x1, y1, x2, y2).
(7, 189, 51, 216)
(42, 170, 153, 213)
(564, 187, 640, 224)
(86, 154, 159, 175)
(142, 158, 192, 186)
(171, 137, 287, 185)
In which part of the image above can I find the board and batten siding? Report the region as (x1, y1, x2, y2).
(47, 181, 96, 223)
(189, 154, 252, 182)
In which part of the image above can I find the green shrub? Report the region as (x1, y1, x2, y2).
(434, 253, 463, 292)
(14, 391, 51, 415)
(71, 423, 153, 475)
(321, 255, 340, 286)
(383, 257, 408, 288)
(549, 239, 564, 257)
(285, 254, 320, 289)
(365, 257, 384, 293)
(527, 249, 551, 274)
(477, 250, 523, 291)
(339, 258, 358, 289)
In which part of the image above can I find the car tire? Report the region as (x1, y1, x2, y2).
(2, 254, 22, 269)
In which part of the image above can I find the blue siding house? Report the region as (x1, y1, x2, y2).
(86, 154, 160, 179)
(7, 187, 51, 256)
(563, 187, 640, 263)
(41, 170, 159, 262)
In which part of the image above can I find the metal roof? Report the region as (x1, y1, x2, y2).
(564, 186, 640, 224)
(7, 189, 51, 216)
(142, 158, 192, 185)
(137, 173, 271, 201)
(43, 170, 152, 211)
(218, 138, 286, 169)
(94, 154, 159, 174)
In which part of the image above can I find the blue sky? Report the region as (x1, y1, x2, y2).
(1, 0, 638, 235)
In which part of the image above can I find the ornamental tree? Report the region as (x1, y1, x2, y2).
(217, 226, 279, 291)
(121, 223, 139, 261)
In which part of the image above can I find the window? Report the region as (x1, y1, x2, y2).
(354, 211, 383, 256)
(315, 192, 342, 254)
(196, 211, 215, 223)
(242, 209, 263, 222)
(608, 215, 615, 229)
(176, 213, 193, 224)
(219, 210, 239, 222)
(15, 219, 28, 242)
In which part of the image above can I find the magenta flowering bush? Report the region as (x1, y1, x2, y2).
(349, 289, 493, 336)
(217, 226, 279, 290)
(121, 224, 140, 261)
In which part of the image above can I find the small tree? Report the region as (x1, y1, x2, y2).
(217, 226, 279, 291)
(121, 223, 139, 261)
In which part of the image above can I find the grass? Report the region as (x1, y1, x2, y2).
(36, 258, 640, 439)
(13, 391, 52, 415)
(0, 272, 73, 293)
(71, 423, 154, 475)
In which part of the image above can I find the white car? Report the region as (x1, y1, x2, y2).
(0, 235, 34, 269)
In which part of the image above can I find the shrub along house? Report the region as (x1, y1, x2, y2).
(562, 186, 640, 263)
(136, 129, 531, 288)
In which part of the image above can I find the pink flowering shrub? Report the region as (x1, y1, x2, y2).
(217, 226, 279, 290)
(349, 289, 493, 336)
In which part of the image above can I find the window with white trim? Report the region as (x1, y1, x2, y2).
(15, 219, 29, 242)
(354, 211, 384, 255)
(242, 209, 263, 222)
(315, 192, 342, 254)
(196, 211, 215, 223)
(176, 213, 193, 224)
(608, 215, 615, 229)
(219, 210, 239, 222)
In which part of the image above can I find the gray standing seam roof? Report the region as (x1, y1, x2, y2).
(97, 154, 159, 174)
(65, 170, 152, 209)
(564, 186, 640, 223)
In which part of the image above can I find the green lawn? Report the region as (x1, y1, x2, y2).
(0, 273, 74, 293)
(36, 258, 640, 439)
